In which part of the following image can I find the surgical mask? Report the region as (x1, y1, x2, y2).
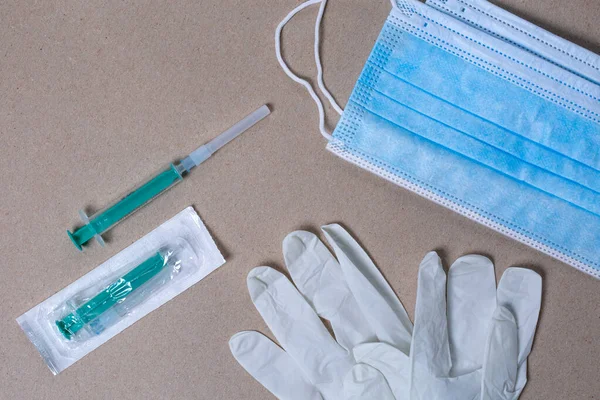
(276, 0, 600, 279)
(425, 0, 600, 85)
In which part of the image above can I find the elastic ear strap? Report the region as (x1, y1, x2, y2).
(275, 0, 344, 141)
(313, 0, 344, 116)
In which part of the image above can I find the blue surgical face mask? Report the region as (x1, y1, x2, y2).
(276, 0, 600, 279)
(425, 0, 600, 85)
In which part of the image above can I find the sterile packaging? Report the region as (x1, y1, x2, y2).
(17, 206, 225, 374)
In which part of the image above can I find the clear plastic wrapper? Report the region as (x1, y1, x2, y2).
(52, 239, 195, 342)
(17, 207, 225, 374)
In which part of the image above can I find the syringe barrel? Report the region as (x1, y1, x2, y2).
(68, 165, 183, 250)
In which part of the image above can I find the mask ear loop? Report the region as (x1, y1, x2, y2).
(275, 0, 344, 141)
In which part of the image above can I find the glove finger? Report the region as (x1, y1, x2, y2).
(229, 331, 322, 400)
(343, 363, 397, 400)
(481, 306, 519, 400)
(352, 342, 410, 396)
(497, 268, 542, 390)
(321, 223, 413, 354)
(283, 230, 377, 350)
(247, 267, 352, 384)
(447, 254, 496, 375)
(412, 251, 451, 375)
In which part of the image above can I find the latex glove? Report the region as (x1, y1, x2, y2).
(229, 224, 413, 400)
(354, 252, 542, 400)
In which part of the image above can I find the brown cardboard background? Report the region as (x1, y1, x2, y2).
(1, 0, 598, 398)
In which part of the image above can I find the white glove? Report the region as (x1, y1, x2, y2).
(354, 252, 542, 400)
(229, 224, 413, 400)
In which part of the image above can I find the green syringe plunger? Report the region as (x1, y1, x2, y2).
(67, 105, 270, 250)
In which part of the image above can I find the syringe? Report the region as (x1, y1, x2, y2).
(67, 105, 270, 250)
(56, 251, 167, 339)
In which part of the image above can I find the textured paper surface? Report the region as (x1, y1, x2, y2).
(0, 0, 598, 399)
